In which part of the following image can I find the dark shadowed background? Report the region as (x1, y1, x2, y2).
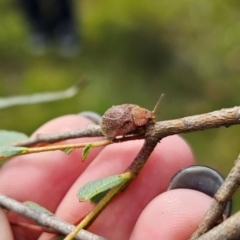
(0, 0, 240, 212)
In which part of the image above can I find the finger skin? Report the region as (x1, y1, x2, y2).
(40, 135, 195, 240)
(130, 189, 212, 240)
(0, 207, 14, 240)
(0, 115, 103, 240)
(0, 114, 196, 240)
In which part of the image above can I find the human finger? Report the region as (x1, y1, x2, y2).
(130, 189, 212, 240)
(40, 135, 195, 240)
(0, 114, 103, 239)
(0, 207, 14, 240)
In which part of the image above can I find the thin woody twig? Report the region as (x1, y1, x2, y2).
(4, 106, 240, 239)
(0, 193, 107, 240)
(65, 136, 159, 239)
(64, 106, 240, 238)
(14, 106, 240, 147)
(14, 125, 103, 147)
(10, 220, 59, 234)
(197, 211, 240, 240)
(147, 106, 240, 139)
(190, 153, 240, 239)
(125, 136, 159, 177)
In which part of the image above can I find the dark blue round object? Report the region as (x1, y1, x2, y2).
(168, 165, 232, 217)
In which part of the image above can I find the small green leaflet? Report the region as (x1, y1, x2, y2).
(0, 130, 28, 145)
(23, 201, 54, 216)
(62, 148, 74, 155)
(0, 146, 28, 158)
(77, 172, 132, 202)
(52, 237, 65, 240)
(90, 190, 109, 204)
(82, 143, 93, 161)
(24, 201, 54, 227)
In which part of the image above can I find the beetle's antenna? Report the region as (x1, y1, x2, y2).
(152, 94, 164, 114)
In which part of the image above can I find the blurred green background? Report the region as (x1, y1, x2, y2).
(0, 0, 240, 211)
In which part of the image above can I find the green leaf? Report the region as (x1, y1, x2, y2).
(77, 172, 132, 202)
(90, 190, 109, 204)
(0, 145, 28, 158)
(24, 201, 54, 216)
(52, 237, 65, 240)
(62, 148, 74, 155)
(23, 201, 54, 227)
(82, 144, 93, 161)
(0, 130, 28, 145)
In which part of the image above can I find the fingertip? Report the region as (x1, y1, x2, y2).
(130, 189, 212, 240)
(0, 114, 103, 213)
(156, 135, 195, 168)
(133, 135, 195, 193)
(0, 207, 14, 240)
(75, 136, 195, 239)
(32, 114, 95, 135)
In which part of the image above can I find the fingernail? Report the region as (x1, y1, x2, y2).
(79, 111, 102, 124)
(168, 165, 232, 217)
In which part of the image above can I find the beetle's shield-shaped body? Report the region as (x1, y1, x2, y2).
(101, 104, 153, 137)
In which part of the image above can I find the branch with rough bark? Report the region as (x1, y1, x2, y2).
(190, 153, 240, 239)
(2, 106, 240, 239)
(0, 193, 106, 240)
(15, 106, 240, 147)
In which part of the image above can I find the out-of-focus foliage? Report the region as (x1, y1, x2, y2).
(0, 0, 240, 211)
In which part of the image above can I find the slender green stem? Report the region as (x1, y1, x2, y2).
(65, 136, 159, 240)
(2, 140, 112, 161)
(64, 173, 132, 240)
(26, 140, 112, 154)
